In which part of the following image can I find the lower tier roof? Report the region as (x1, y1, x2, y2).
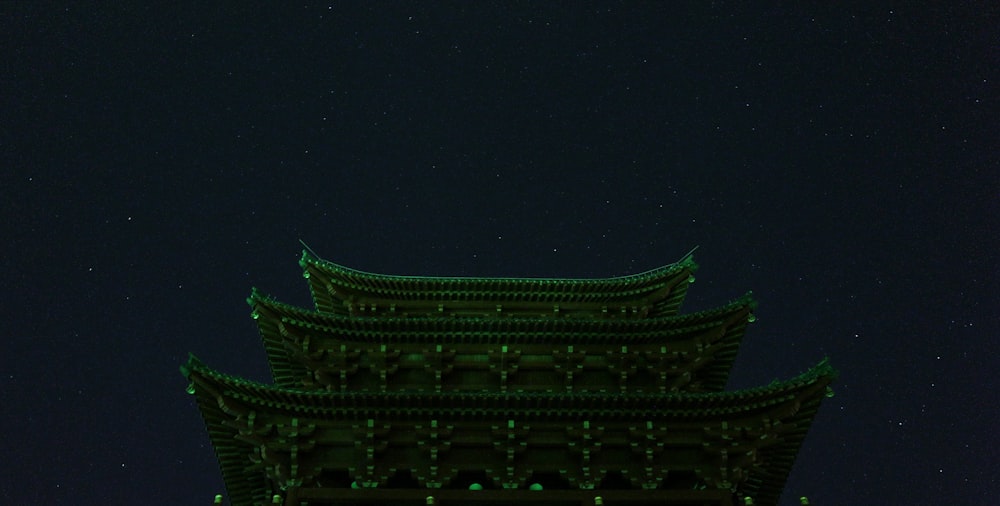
(181, 355, 835, 506)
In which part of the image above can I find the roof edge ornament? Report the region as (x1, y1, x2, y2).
(677, 245, 699, 264)
(299, 239, 325, 262)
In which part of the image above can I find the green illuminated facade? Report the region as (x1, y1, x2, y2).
(182, 248, 835, 506)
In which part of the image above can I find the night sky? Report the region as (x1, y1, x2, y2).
(2, 4, 996, 505)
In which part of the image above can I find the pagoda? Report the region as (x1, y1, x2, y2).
(182, 247, 836, 506)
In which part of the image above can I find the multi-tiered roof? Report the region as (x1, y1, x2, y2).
(182, 248, 835, 506)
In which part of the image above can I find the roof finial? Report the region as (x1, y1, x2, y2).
(678, 245, 699, 264)
(299, 239, 324, 260)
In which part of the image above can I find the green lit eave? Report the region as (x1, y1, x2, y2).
(181, 354, 835, 506)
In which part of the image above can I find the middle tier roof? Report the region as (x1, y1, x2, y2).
(248, 290, 756, 394)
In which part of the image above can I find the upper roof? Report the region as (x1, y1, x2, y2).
(299, 249, 698, 318)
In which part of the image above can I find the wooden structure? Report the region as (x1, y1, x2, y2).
(182, 248, 835, 505)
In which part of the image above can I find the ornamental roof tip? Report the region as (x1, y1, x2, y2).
(746, 359, 836, 394)
(792, 358, 838, 385)
(179, 352, 203, 379)
(813, 356, 838, 379)
(728, 291, 757, 308)
(182, 355, 272, 391)
(245, 287, 280, 306)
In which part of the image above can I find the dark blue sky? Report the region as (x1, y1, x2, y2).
(2, 4, 995, 505)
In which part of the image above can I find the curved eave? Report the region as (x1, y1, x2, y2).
(182, 355, 834, 419)
(249, 288, 755, 339)
(249, 289, 756, 392)
(299, 249, 698, 317)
